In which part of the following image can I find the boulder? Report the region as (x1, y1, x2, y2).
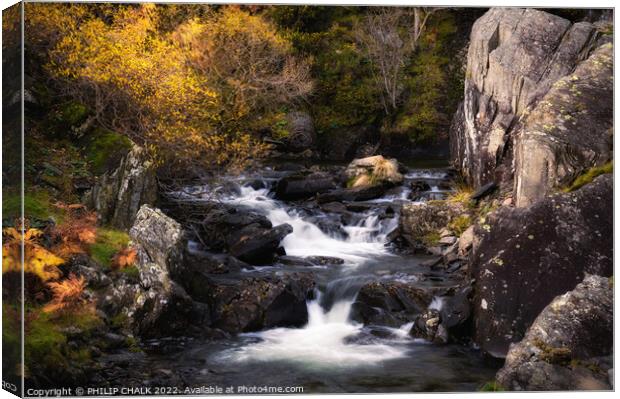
(199, 205, 272, 252)
(127, 205, 193, 337)
(86, 144, 158, 229)
(496, 275, 612, 391)
(228, 223, 293, 265)
(316, 185, 389, 203)
(513, 43, 613, 207)
(205, 273, 315, 333)
(399, 201, 467, 247)
(450, 8, 604, 188)
(275, 172, 336, 200)
(351, 281, 434, 327)
(470, 174, 612, 357)
(344, 155, 404, 187)
(410, 309, 448, 344)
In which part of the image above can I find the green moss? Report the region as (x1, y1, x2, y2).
(2, 190, 65, 224)
(448, 215, 471, 236)
(563, 161, 613, 192)
(422, 231, 441, 247)
(479, 381, 504, 392)
(533, 338, 572, 365)
(85, 128, 132, 175)
(89, 228, 130, 268)
(57, 101, 89, 127)
(25, 312, 68, 368)
(120, 265, 140, 280)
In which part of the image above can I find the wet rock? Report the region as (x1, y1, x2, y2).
(205, 273, 315, 333)
(85, 144, 158, 229)
(275, 171, 336, 200)
(344, 155, 404, 187)
(496, 275, 612, 391)
(410, 309, 448, 344)
(470, 174, 612, 357)
(317, 185, 390, 203)
(410, 180, 431, 195)
(199, 205, 272, 252)
(228, 223, 293, 265)
(351, 281, 434, 327)
(305, 256, 345, 266)
(320, 201, 347, 213)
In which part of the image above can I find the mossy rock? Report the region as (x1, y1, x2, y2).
(84, 128, 132, 175)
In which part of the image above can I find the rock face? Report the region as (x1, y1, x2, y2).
(470, 174, 612, 357)
(496, 275, 612, 391)
(128, 205, 193, 337)
(344, 155, 404, 187)
(450, 8, 610, 197)
(513, 43, 613, 207)
(86, 144, 158, 229)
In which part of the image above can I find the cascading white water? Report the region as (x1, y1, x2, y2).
(217, 184, 410, 367)
(222, 185, 397, 264)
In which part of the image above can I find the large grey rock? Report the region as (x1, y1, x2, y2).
(513, 43, 613, 207)
(450, 8, 602, 188)
(470, 174, 612, 358)
(86, 144, 158, 229)
(496, 275, 612, 391)
(127, 205, 193, 337)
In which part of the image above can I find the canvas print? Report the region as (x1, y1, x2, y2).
(1, 1, 614, 396)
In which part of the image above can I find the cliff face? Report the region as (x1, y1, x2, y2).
(450, 8, 612, 207)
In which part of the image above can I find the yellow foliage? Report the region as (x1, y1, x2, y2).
(26, 4, 312, 171)
(2, 227, 64, 282)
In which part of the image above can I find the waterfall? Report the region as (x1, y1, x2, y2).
(217, 184, 410, 367)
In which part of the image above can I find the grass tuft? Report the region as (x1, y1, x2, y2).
(564, 161, 612, 192)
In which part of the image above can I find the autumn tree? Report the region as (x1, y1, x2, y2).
(173, 7, 313, 128)
(25, 4, 312, 171)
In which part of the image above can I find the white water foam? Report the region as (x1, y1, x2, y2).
(215, 184, 411, 368)
(222, 185, 395, 264)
